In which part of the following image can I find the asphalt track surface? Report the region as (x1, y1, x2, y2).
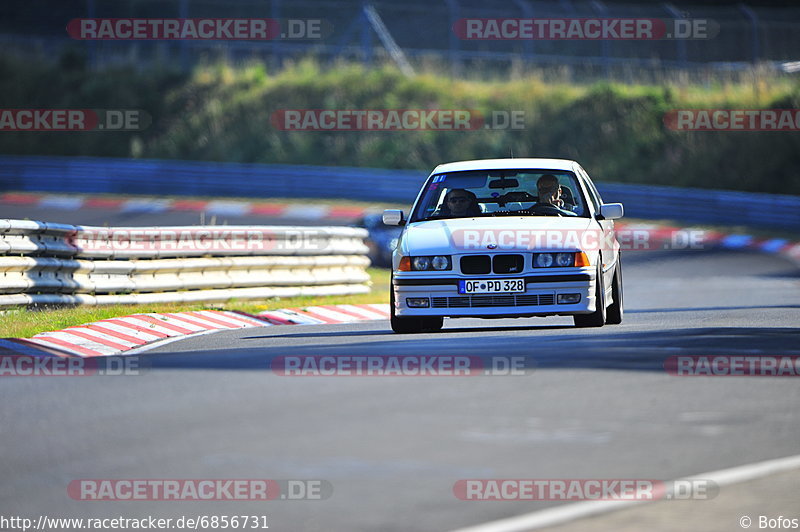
(2, 204, 799, 531)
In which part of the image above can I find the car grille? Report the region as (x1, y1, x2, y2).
(461, 255, 491, 274)
(493, 254, 524, 274)
(431, 294, 555, 308)
(460, 254, 525, 274)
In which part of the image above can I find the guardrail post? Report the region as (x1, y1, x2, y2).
(444, 0, 461, 77)
(360, 2, 373, 65)
(363, 4, 415, 77)
(590, 0, 611, 79)
(663, 3, 688, 69)
(272, 0, 283, 69)
(179, 0, 190, 71)
(739, 4, 760, 64)
(87, 0, 97, 69)
(330, 11, 362, 64)
(513, 0, 534, 66)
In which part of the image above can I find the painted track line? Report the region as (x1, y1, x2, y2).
(450, 453, 800, 532)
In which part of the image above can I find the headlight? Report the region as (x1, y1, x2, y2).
(555, 253, 574, 267)
(404, 256, 452, 271)
(412, 256, 431, 270)
(534, 253, 554, 267)
(534, 252, 578, 268)
(431, 256, 451, 270)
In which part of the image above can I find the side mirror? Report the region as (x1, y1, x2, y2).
(382, 209, 405, 226)
(599, 203, 624, 220)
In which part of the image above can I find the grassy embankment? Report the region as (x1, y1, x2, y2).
(1, 54, 798, 193)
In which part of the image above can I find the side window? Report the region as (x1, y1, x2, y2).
(556, 175, 584, 214)
(578, 166, 602, 213)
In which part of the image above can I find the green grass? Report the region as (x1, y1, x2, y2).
(2, 53, 799, 194)
(1, 267, 391, 339)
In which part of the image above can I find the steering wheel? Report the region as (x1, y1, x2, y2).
(501, 191, 536, 204)
(528, 203, 566, 216)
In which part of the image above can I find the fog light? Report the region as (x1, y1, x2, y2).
(558, 294, 581, 304)
(406, 298, 430, 308)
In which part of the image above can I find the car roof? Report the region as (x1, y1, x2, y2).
(432, 158, 579, 174)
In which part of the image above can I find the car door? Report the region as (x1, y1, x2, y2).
(577, 165, 618, 290)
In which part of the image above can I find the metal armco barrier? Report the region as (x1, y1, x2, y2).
(0, 220, 371, 307)
(0, 155, 425, 204)
(597, 183, 799, 232)
(1, 155, 798, 230)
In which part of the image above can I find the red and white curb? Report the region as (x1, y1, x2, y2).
(0, 304, 390, 358)
(258, 304, 390, 325)
(0, 192, 373, 221)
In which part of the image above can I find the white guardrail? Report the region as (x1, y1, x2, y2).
(0, 220, 371, 306)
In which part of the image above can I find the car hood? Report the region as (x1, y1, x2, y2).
(400, 216, 596, 255)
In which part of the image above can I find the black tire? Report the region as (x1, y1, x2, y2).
(391, 314, 444, 334)
(605, 257, 624, 325)
(573, 262, 606, 328)
(390, 281, 444, 334)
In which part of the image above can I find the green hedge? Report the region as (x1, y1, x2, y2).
(1, 54, 798, 194)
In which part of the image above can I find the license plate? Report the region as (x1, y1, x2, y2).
(458, 278, 526, 294)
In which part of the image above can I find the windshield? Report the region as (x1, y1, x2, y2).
(410, 169, 588, 222)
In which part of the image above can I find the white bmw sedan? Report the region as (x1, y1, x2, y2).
(383, 158, 624, 333)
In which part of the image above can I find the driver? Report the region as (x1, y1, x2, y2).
(533, 175, 577, 216)
(437, 188, 481, 218)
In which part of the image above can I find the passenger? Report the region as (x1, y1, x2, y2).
(559, 184, 576, 209)
(534, 175, 577, 216)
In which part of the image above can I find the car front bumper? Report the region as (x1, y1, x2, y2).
(392, 270, 598, 318)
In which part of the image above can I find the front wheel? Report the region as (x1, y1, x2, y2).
(605, 259, 623, 325)
(390, 283, 444, 334)
(391, 314, 444, 334)
(573, 263, 606, 328)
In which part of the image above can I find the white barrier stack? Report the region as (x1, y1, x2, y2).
(0, 220, 371, 306)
